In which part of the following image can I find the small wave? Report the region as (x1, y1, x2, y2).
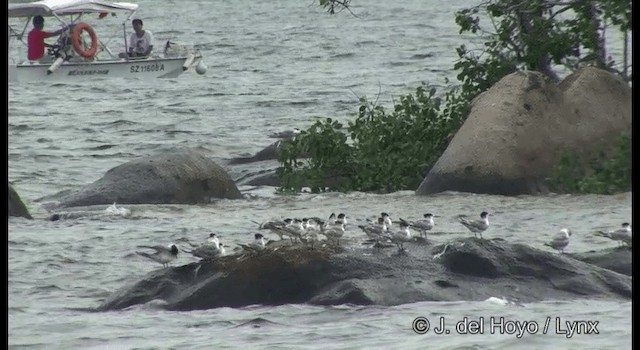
(9, 124, 33, 131)
(28, 284, 65, 294)
(86, 144, 116, 151)
(409, 53, 434, 59)
(233, 317, 282, 328)
(91, 119, 138, 127)
(330, 52, 355, 59)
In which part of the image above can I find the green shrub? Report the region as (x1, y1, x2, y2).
(281, 0, 632, 194)
(548, 134, 631, 194)
(277, 85, 468, 193)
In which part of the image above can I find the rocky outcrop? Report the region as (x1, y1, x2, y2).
(8, 183, 32, 219)
(237, 171, 281, 187)
(96, 237, 631, 311)
(52, 149, 242, 209)
(228, 140, 285, 165)
(417, 67, 631, 195)
(569, 246, 632, 276)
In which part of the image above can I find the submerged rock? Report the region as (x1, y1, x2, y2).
(52, 149, 242, 209)
(8, 183, 33, 219)
(96, 237, 631, 311)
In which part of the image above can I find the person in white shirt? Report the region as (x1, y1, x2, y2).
(119, 18, 154, 58)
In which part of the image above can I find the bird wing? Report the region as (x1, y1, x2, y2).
(413, 219, 433, 230)
(135, 251, 153, 259)
(460, 218, 485, 231)
(549, 235, 569, 246)
(238, 243, 255, 251)
(192, 245, 221, 258)
(458, 218, 474, 228)
(136, 245, 169, 253)
(275, 225, 303, 237)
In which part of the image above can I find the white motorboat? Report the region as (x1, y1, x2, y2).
(8, 0, 208, 83)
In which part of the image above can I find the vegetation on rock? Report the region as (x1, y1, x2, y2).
(549, 133, 631, 194)
(277, 0, 632, 193)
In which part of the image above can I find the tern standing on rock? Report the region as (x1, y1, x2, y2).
(239, 233, 268, 252)
(401, 213, 434, 239)
(458, 211, 490, 239)
(544, 228, 572, 254)
(596, 223, 632, 246)
(389, 222, 412, 251)
(136, 244, 179, 267)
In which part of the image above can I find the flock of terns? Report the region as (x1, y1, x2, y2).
(134, 211, 632, 268)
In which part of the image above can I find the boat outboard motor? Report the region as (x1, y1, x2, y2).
(47, 31, 73, 74)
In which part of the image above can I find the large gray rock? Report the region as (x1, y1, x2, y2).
(417, 67, 631, 195)
(228, 140, 285, 165)
(8, 183, 32, 219)
(54, 149, 242, 208)
(228, 129, 303, 165)
(569, 246, 632, 276)
(96, 237, 630, 311)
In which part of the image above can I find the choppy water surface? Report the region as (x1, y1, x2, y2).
(9, 0, 631, 348)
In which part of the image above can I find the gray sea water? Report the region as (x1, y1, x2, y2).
(8, 0, 632, 349)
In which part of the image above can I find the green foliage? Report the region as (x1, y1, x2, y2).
(548, 134, 631, 194)
(277, 86, 468, 193)
(277, 118, 354, 193)
(281, 0, 632, 194)
(454, 0, 632, 84)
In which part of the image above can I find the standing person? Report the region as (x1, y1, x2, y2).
(126, 18, 154, 58)
(27, 15, 69, 61)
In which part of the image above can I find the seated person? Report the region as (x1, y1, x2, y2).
(27, 15, 70, 61)
(119, 19, 154, 58)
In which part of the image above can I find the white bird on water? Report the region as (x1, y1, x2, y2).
(596, 223, 631, 246)
(206, 233, 220, 246)
(105, 202, 131, 217)
(136, 244, 179, 267)
(458, 211, 490, 239)
(544, 228, 572, 254)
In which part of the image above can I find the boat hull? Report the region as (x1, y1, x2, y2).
(8, 57, 197, 83)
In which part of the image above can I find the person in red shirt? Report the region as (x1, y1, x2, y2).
(27, 15, 69, 61)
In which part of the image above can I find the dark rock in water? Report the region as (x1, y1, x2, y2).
(236, 170, 282, 187)
(52, 149, 242, 208)
(228, 130, 307, 166)
(569, 246, 632, 276)
(96, 237, 631, 311)
(8, 183, 33, 219)
(228, 140, 287, 165)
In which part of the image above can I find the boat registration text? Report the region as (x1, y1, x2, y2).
(130, 63, 165, 73)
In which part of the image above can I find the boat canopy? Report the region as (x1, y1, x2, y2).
(8, 0, 138, 18)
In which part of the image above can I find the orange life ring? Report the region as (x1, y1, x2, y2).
(71, 22, 98, 59)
